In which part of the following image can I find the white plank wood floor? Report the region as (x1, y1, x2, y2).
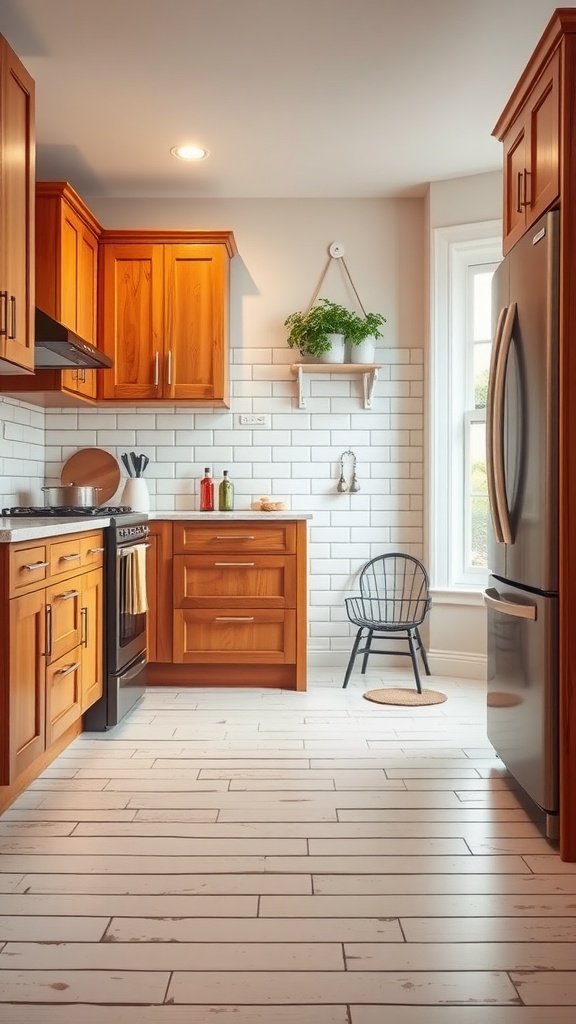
(0, 666, 574, 1024)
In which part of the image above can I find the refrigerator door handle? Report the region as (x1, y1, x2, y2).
(486, 305, 508, 543)
(491, 302, 517, 545)
(483, 586, 537, 620)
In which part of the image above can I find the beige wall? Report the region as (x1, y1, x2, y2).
(426, 170, 503, 677)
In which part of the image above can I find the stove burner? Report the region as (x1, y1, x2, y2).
(2, 505, 134, 517)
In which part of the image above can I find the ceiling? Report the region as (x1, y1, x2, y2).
(0, 0, 569, 200)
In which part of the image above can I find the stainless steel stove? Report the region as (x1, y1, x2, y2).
(2, 505, 133, 517)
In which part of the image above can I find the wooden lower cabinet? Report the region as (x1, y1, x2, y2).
(1, 530, 104, 796)
(146, 519, 308, 690)
(6, 589, 46, 781)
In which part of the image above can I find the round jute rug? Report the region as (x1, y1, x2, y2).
(363, 687, 447, 706)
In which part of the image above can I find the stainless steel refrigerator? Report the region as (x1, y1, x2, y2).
(484, 209, 559, 833)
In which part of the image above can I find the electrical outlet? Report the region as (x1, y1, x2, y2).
(238, 414, 270, 427)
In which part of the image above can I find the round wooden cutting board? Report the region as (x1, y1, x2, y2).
(61, 448, 121, 504)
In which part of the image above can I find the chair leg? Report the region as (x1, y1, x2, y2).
(342, 628, 365, 688)
(415, 627, 431, 675)
(407, 629, 423, 693)
(360, 629, 374, 674)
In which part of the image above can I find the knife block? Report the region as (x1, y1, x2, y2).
(121, 477, 150, 513)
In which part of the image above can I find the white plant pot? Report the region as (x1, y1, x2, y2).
(349, 335, 376, 364)
(319, 333, 346, 364)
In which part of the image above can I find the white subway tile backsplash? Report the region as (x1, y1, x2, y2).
(0, 338, 425, 655)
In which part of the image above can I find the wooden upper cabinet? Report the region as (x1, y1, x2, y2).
(0, 34, 35, 374)
(35, 181, 101, 400)
(98, 231, 236, 405)
(496, 46, 560, 254)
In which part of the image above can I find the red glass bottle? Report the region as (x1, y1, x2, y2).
(199, 467, 214, 511)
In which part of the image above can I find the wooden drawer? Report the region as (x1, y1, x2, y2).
(81, 532, 105, 569)
(46, 579, 82, 664)
(46, 651, 82, 746)
(173, 521, 297, 555)
(9, 543, 49, 595)
(174, 608, 296, 664)
(173, 554, 295, 608)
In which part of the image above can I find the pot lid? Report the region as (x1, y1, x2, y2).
(61, 448, 121, 504)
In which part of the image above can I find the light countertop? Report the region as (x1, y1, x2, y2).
(0, 510, 312, 543)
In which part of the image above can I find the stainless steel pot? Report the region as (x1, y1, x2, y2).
(41, 485, 102, 507)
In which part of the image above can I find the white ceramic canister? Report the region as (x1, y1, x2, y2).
(121, 477, 150, 513)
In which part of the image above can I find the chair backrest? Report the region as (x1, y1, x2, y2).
(358, 552, 430, 626)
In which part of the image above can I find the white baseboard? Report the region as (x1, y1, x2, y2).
(307, 648, 487, 680)
(428, 649, 487, 680)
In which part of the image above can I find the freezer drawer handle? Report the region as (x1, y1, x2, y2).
(214, 562, 256, 567)
(483, 587, 537, 620)
(214, 616, 256, 622)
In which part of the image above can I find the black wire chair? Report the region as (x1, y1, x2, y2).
(342, 553, 432, 692)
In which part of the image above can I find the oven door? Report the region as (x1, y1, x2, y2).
(112, 542, 148, 672)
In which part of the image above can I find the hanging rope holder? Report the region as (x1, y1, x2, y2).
(290, 242, 380, 409)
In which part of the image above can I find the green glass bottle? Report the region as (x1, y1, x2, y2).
(218, 469, 234, 511)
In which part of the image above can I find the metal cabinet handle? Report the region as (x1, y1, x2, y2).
(45, 604, 53, 658)
(87, 547, 105, 554)
(154, 351, 160, 386)
(59, 553, 82, 561)
(523, 168, 530, 208)
(0, 291, 7, 336)
(214, 535, 256, 540)
(81, 606, 89, 647)
(57, 589, 80, 600)
(167, 350, 172, 385)
(214, 561, 255, 567)
(56, 661, 81, 677)
(22, 560, 50, 571)
(9, 295, 16, 340)
(215, 616, 256, 622)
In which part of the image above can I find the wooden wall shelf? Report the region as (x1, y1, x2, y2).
(289, 363, 382, 409)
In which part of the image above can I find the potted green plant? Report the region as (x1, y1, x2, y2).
(345, 309, 387, 364)
(284, 298, 352, 363)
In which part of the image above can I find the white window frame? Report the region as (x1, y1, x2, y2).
(430, 220, 502, 591)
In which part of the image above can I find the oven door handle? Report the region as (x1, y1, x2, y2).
(119, 543, 151, 557)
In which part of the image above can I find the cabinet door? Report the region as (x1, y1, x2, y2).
(5, 590, 46, 783)
(46, 652, 82, 746)
(502, 49, 560, 255)
(164, 245, 228, 401)
(0, 37, 35, 373)
(60, 205, 98, 398)
(80, 568, 104, 712)
(46, 579, 82, 663)
(99, 243, 164, 400)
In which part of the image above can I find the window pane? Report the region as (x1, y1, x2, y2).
(473, 271, 494, 341)
(469, 422, 487, 494)
(471, 496, 489, 567)
(473, 342, 491, 409)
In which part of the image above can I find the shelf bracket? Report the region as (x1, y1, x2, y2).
(362, 368, 378, 409)
(296, 364, 306, 408)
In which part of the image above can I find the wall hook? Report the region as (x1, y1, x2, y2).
(338, 450, 360, 493)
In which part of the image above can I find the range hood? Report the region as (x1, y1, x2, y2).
(34, 309, 113, 370)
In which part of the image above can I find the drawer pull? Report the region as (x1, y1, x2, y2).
(22, 560, 49, 571)
(215, 616, 256, 622)
(57, 589, 80, 600)
(214, 535, 256, 540)
(87, 547, 105, 554)
(214, 561, 255, 567)
(60, 552, 82, 561)
(56, 661, 81, 678)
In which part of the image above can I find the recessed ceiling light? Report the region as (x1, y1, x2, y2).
(170, 144, 209, 162)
